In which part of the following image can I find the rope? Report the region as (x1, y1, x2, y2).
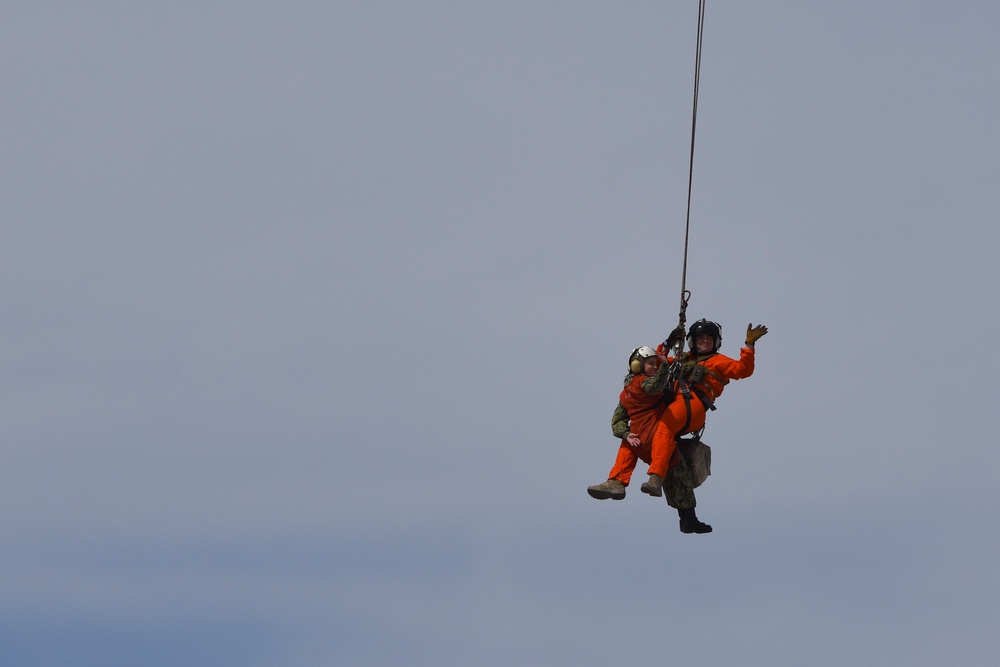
(678, 0, 706, 329)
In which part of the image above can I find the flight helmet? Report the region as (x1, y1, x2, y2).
(687, 319, 722, 353)
(629, 346, 658, 374)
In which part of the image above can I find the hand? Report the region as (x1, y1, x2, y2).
(746, 323, 768, 347)
(664, 325, 686, 349)
(626, 433, 642, 448)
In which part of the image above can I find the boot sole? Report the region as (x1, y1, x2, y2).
(587, 488, 625, 500)
(639, 484, 662, 497)
(680, 522, 713, 534)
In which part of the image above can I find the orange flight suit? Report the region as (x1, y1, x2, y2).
(646, 346, 756, 479)
(606, 366, 671, 486)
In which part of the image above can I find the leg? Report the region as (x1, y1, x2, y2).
(648, 397, 705, 478)
(642, 397, 706, 496)
(663, 451, 697, 510)
(664, 454, 712, 533)
(588, 442, 646, 500)
(607, 442, 639, 486)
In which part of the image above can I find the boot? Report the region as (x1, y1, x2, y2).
(678, 508, 712, 534)
(587, 479, 626, 500)
(640, 474, 663, 497)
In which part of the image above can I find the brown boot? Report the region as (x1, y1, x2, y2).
(587, 479, 626, 500)
(640, 474, 663, 497)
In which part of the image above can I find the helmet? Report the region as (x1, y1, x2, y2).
(629, 346, 658, 374)
(687, 319, 722, 353)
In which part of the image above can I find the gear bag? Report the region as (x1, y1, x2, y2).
(676, 435, 711, 488)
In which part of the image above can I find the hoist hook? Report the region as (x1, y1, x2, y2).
(678, 289, 691, 329)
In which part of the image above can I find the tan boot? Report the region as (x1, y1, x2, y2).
(587, 479, 626, 500)
(640, 474, 663, 497)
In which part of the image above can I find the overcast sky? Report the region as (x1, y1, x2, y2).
(3, 2, 999, 665)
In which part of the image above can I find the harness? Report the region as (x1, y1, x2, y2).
(669, 353, 728, 434)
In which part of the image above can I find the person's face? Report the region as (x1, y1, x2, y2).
(694, 334, 715, 353)
(642, 357, 659, 375)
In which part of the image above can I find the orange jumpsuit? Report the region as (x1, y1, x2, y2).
(646, 346, 756, 478)
(606, 365, 671, 486)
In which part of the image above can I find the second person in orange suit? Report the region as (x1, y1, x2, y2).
(588, 344, 674, 499)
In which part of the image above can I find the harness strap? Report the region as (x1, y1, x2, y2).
(704, 367, 729, 391)
(676, 375, 716, 438)
(693, 386, 716, 411)
(685, 359, 726, 405)
(676, 379, 696, 433)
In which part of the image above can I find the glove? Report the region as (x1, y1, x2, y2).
(664, 325, 686, 350)
(746, 323, 768, 347)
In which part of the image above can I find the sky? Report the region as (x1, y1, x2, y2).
(2, 2, 999, 665)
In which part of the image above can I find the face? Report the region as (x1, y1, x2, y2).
(694, 334, 715, 354)
(642, 357, 659, 375)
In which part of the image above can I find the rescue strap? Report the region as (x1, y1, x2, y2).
(679, 383, 693, 434)
(676, 377, 715, 436)
(694, 386, 715, 411)
(676, 425, 705, 444)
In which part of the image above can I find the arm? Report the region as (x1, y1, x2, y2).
(707, 347, 755, 381)
(611, 402, 642, 446)
(705, 324, 766, 381)
(611, 402, 630, 440)
(641, 359, 674, 395)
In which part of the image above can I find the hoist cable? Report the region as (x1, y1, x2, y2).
(678, 0, 706, 329)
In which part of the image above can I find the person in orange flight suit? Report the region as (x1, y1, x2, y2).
(639, 319, 768, 502)
(586, 344, 676, 501)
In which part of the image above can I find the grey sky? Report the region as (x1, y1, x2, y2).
(2, 2, 999, 665)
